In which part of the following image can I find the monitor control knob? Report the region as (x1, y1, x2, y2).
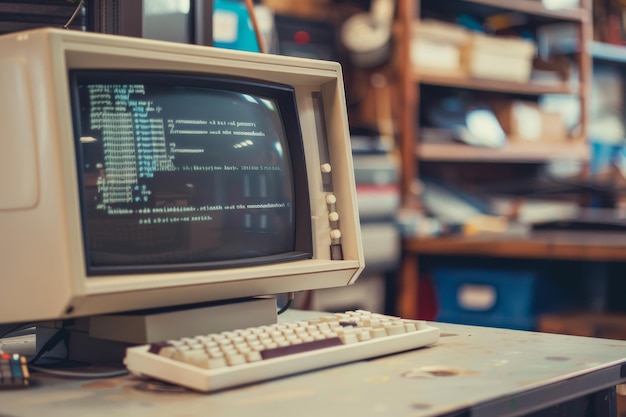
(330, 229, 342, 239)
(325, 194, 337, 205)
(320, 163, 332, 173)
(328, 211, 339, 222)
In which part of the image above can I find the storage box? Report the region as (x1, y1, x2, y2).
(467, 34, 535, 83)
(411, 20, 469, 76)
(494, 100, 568, 142)
(412, 22, 536, 83)
(432, 267, 560, 330)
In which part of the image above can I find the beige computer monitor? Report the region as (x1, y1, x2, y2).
(0, 28, 363, 329)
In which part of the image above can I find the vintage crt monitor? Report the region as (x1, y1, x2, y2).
(0, 28, 363, 340)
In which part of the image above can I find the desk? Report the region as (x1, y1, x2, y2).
(1, 320, 625, 417)
(398, 231, 626, 319)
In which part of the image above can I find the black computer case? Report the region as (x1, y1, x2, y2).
(0, 0, 213, 45)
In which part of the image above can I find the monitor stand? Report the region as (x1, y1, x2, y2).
(35, 296, 278, 366)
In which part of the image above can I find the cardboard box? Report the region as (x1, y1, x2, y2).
(494, 100, 568, 142)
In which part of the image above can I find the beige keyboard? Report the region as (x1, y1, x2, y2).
(124, 310, 440, 392)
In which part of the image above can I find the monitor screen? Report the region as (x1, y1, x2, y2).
(71, 72, 311, 274)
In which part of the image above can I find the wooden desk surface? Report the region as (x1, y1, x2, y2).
(1, 321, 625, 417)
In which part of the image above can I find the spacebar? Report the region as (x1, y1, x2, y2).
(260, 337, 344, 360)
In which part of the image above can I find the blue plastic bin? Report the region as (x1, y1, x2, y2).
(432, 267, 558, 330)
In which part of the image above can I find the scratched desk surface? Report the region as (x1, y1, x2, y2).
(1, 316, 625, 417)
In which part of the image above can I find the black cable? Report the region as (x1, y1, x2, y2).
(26, 328, 128, 379)
(28, 328, 70, 366)
(277, 292, 295, 315)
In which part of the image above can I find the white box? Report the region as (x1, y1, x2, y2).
(468, 34, 536, 83)
(411, 20, 469, 76)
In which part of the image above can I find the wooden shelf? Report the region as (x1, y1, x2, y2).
(590, 41, 626, 64)
(404, 231, 626, 261)
(417, 141, 589, 162)
(415, 72, 575, 95)
(458, 0, 588, 21)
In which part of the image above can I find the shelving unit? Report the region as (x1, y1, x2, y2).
(395, 0, 594, 319)
(398, 0, 592, 196)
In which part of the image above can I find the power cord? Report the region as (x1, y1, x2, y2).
(277, 292, 295, 315)
(28, 328, 70, 366)
(27, 327, 129, 379)
(64, 0, 84, 29)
